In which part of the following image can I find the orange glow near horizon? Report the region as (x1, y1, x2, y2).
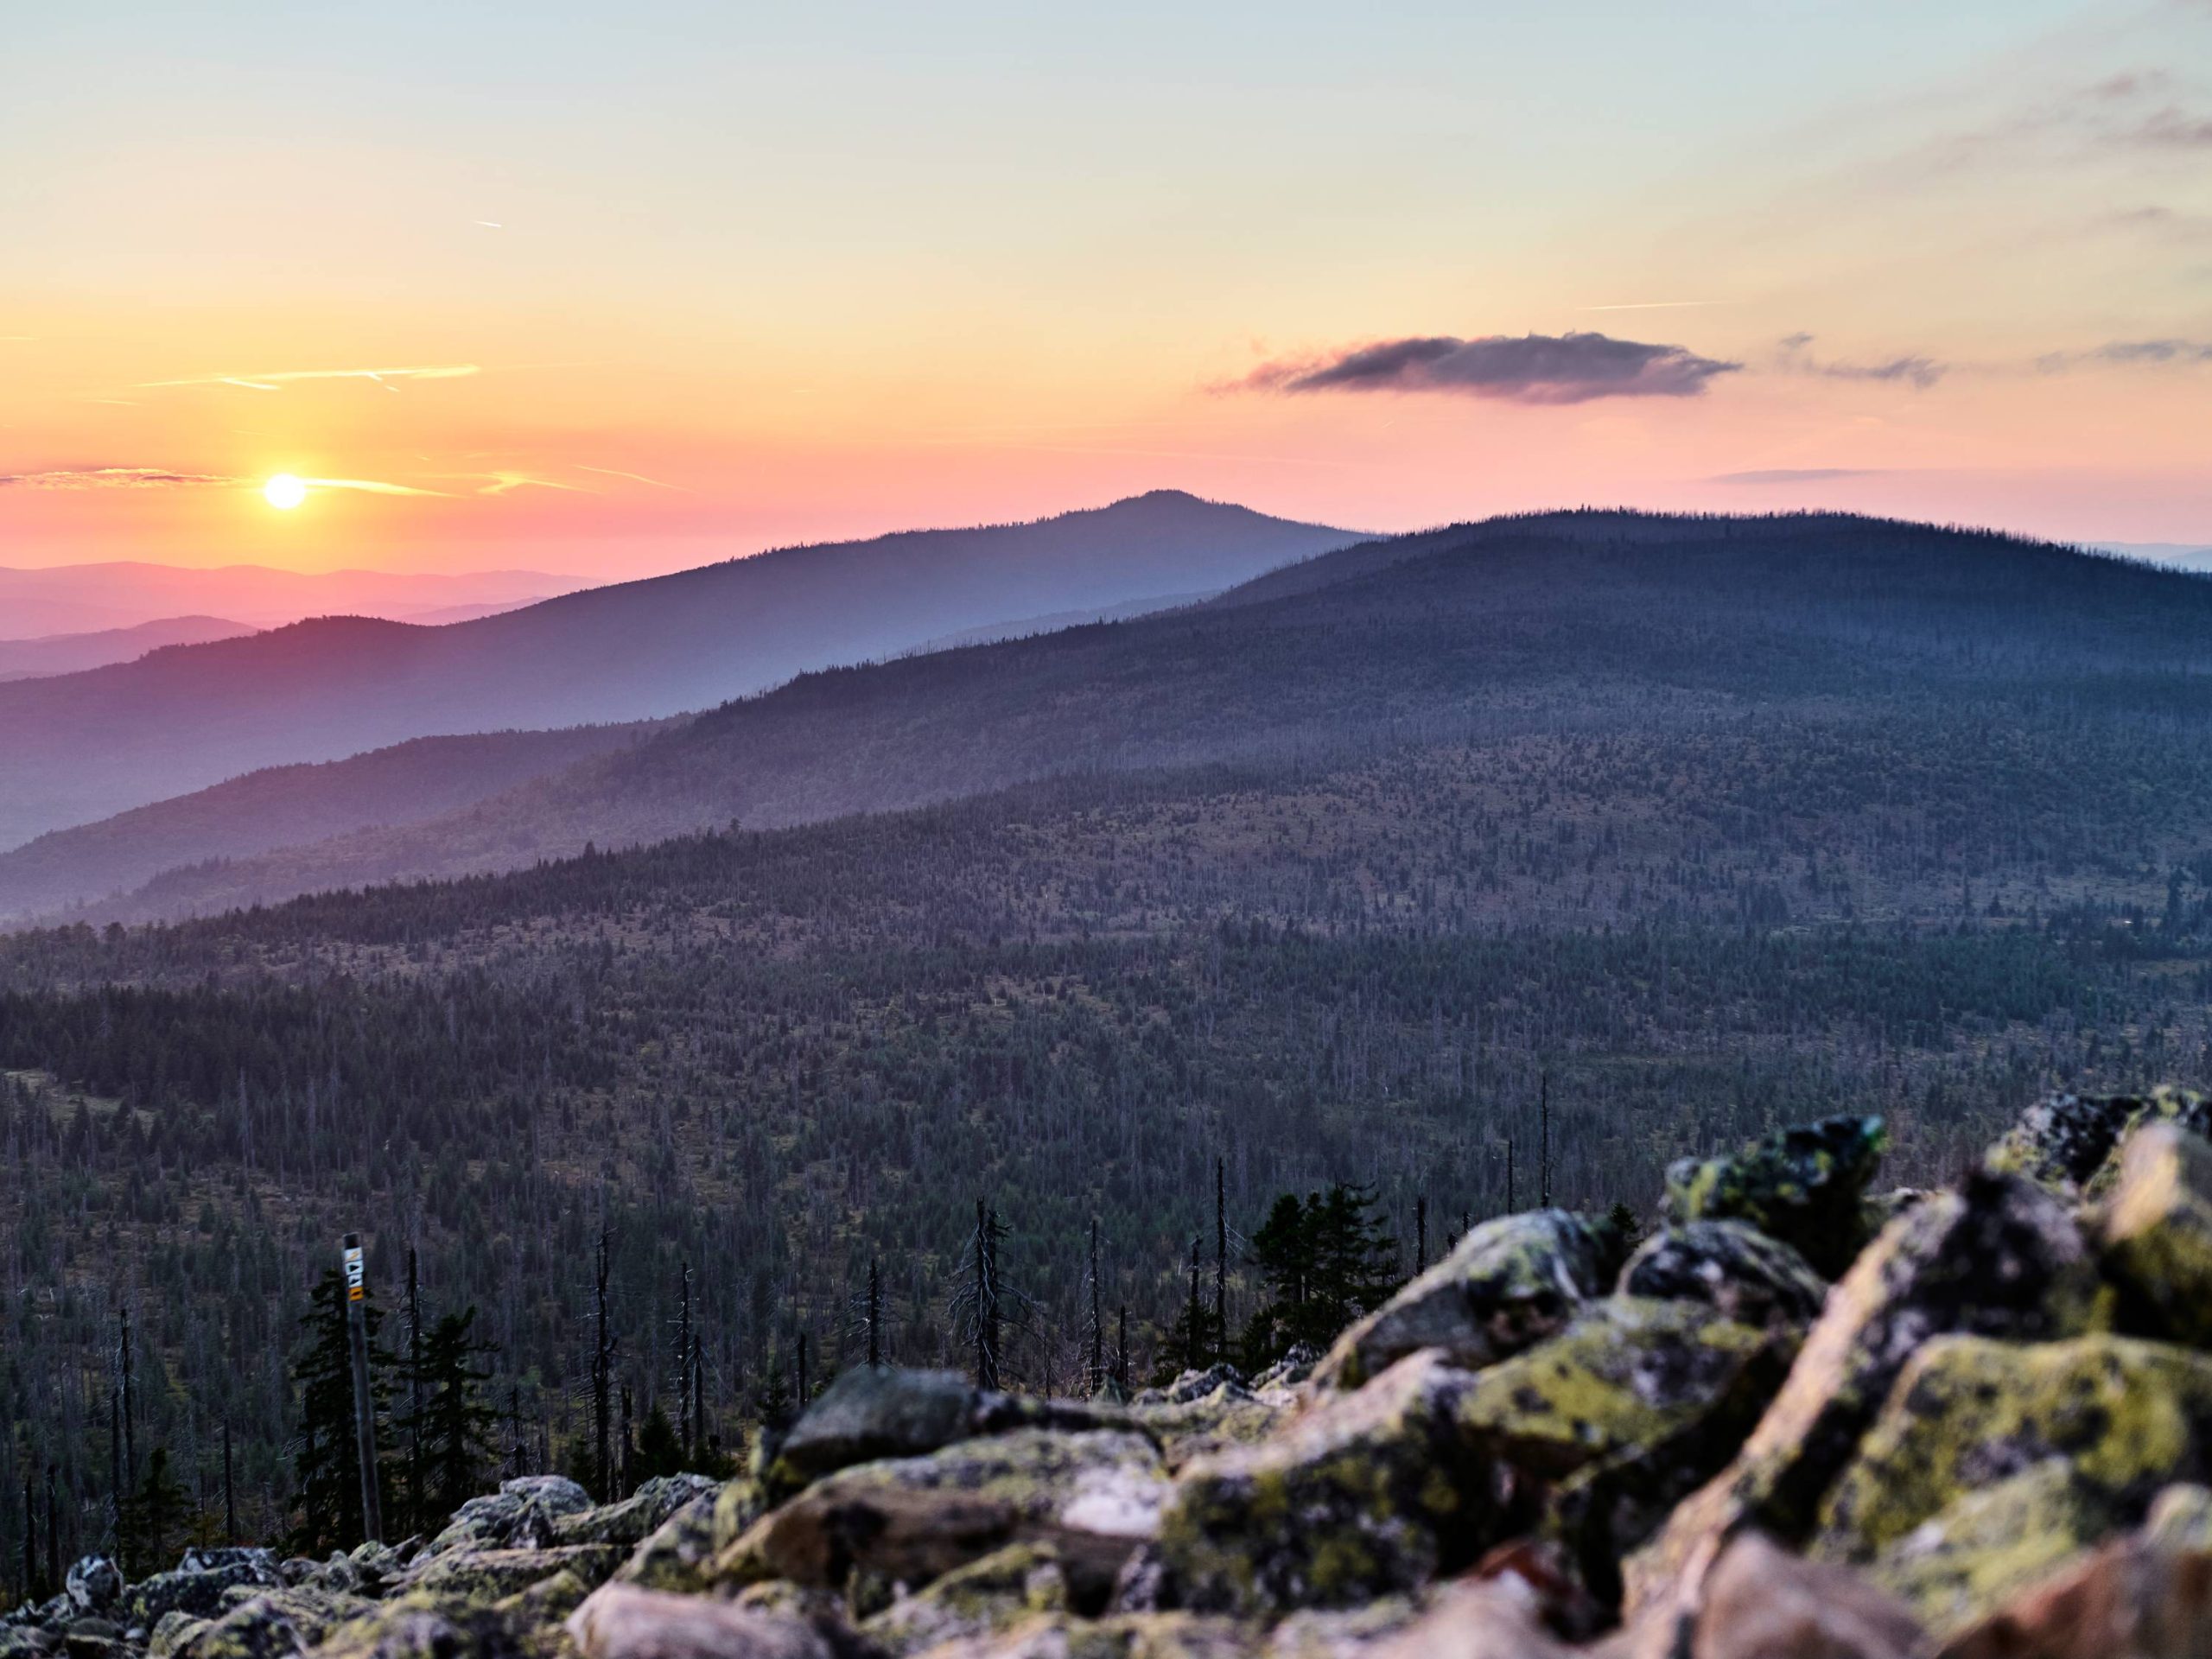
(3, 4, 2208, 580)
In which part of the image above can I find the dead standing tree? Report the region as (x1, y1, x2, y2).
(952, 1199, 1032, 1390)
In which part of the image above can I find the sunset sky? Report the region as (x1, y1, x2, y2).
(4, 1, 2209, 577)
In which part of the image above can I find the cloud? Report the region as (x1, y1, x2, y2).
(1777, 334, 1946, 389)
(1709, 467, 1888, 485)
(2036, 338, 2212, 371)
(301, 476, 448, 497)
(470, 471, 600, 496)
(575, 464, 695, 493)
(1231, 331, 1740, 404)
(0, 466, 241, 489)
(136, 365, 481, 392)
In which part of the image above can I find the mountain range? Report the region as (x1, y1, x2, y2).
(6, 505, 2208, 925)
(0, 492, 1357, 853)
(0, 614, 257, 682)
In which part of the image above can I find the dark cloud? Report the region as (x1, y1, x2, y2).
(1709, 468, 1887, 485)
(2037, 339, 2212, 372)
(1236, 331, 1740, 404)
(1776, 335, 1946, 390)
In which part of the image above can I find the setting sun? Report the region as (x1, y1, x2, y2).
(264, 474, 307, 510)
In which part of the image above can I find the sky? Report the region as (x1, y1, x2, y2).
(3, 1, 2209, 578)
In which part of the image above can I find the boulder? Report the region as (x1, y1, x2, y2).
(160, 1588, 368, 1659)
(1985, 1092, 2145, 1192)
(1668, 1533, 1924, 1659)
(1625, 1170, 2109, 1615)
(311, 1593, 529, 1659)
(1616, 1222, 1827, 1332)
(63, 1560, 122, 1618)
(127, 1560, 283, 1628)
(1813, 1334, 2212, 1565)
(770, 1369, 982, 1493)
(1852, 1459, 2120, 1641)
(1938, 1530, 2212, 1659)
(1155, 1351, 1491, 1616)
(861, 1541, 1070, 1655)
(428, 1478, 594, 1555)
(1313, 1211, 1624, 1391)
(912, 1611, 1258, 1659)
(1250, 1349, 1320, 1393)
(2144, 1482, 2212, 1551)
(2100, 1121, 2212, 1346)
(1128, 1396, 1285, 1471)
(1663, 1115, 1888, 1278)
(724, 1427, 1171, 1613)
(553, 1477, 721, 1548)
(404, 1545, 626, 1605)
(568, 1583, 835, 1659)
(609, 1483, 763, 1593)
(1143, 1369, 1251, 1408)
(1363, 1580, 1571, 1659)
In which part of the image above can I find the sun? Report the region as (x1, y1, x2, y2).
(264, 474, 308, 510)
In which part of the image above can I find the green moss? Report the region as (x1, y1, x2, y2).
(1851, 1459, 2120, 1640)
(1815, 1334, 2212, 1563)
(2101, 1122, 2212, 1345)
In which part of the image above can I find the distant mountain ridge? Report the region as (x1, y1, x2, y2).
(0, 614, 257, 682)
(21, 507, 2212, 927)
(0, 561, 576, 635)
(0, 491, 1361, 849)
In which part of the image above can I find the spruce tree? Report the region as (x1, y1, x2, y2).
(402, 1309, 499, 1524)
(289, 1268, 390, 1554)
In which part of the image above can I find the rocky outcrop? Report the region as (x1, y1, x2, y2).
(41, 1090, 2212, 1659)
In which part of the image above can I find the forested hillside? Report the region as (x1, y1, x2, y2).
(2, 510, 2209, 1569)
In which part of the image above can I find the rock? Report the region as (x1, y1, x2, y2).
(567, 1584, 831, 1659)
(1128, 1396, 1285, 1472)
(1266, 1597, 1428, 1659)
(181, 1550, 281, 1578)
(861, 1541, 1069, 1655)
(725, 1427, 1171, 1613)
(2144, 1483, 2212, 1551)
(1985, 1092, 2145, 1192)
(1625, 1170, 2108, 1615)
(1364, 1580, 1572, 1659)
(311, 1593, 526, 1659)
(1251, 1349, 1320, 1393)
(429, 1478, 594, 1555)
(405, 1546, 627, 1605)
(161, 1595, 313, 1659)
(64, 1560, 122, 1618)
(1663, 1115, 1889, 1278)
(1617, 1222, 1827, 1332)
(60, 1634, 121, 1659)
(0, 1633, 54, 1659)
(1813, 1333, 2212, 1566)
(1938, 1530, 2212, 1659)
(1313, 1211, 1625, 1391)
(913, 1611, 1258, 1659)
(771, 1369, 982, 1493)
(1155, 1351, 1491, 1616)
(127, 1561, 283, 1628)
(1485, 1300, 1797, 1604)
(492, 1570, 593, 1629)
(1463, 1540, 1607, 1644)
(1850, 1459, 2121, 1640)
(554, 1477, 721, 1548)
(1151, 1369, 1250, 1408)
(608, 1482, 763, 1593)
(2100, 1121, 2212, 1346)
(147, 1613, 206, 1659)
(1673, 1533, 1924, 1659)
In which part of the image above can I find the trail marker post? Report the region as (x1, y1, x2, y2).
(341, 1233, 384, 1545)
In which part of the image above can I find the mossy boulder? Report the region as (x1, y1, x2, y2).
(916, 1611, 1260, 1659)
(1813, 1333, 2212, 1566)
(860, 1541, 1069, 1655)
(1154, 1351, 1492, 1617)
(1312, 1211, 1624, 1391)
(311, 1592, 531, 1659)
(2099, 1121, 2212, 1347)
(63, 1560, 121, 1618)
(1625, 1169, 2108, 1615)
(165, 1587, 377, 1659)
(607, 1481, 762, 1594)
(2144, 1482, 2212, 1551)
(1852, 1458, 2122, 1641)
(722, 1427, 1169, 1614)
(428, 1478, 594, 1557)
(404, 1547, 626, 1606)
(1128, 1396, 1284, 1472)
(1662, 1114, 1888, 1278)
(1615, 1222, 1827, 1332)
(551, 1477, 721, 1548)
(127, 1562, 283, 1628)
(1938, 1527, 2212, 1659)
(769, 1369, 982, 1494)
(1985, 1092, 2145, 1193)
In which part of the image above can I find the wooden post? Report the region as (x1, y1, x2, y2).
(341, 1233, 384, 1545)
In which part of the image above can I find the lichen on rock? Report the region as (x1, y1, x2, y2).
(1662, 1114, 1888, 1278)
(1613, 1222, 1827, 1332)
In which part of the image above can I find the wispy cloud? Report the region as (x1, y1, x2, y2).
(470, 471, 600, 497)
(1709, 467, 1889, 485)
(2037, 338, 2212, 371)
(1230, 331, 1740, 404)
(136, 365, 481, 392)
(301, 476, 449, 497)
(575, 464, 694, 493)
(0, 467, 242, 490)
(1577, 301, 1733, 312)
(1777, 334, 1947, 389)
